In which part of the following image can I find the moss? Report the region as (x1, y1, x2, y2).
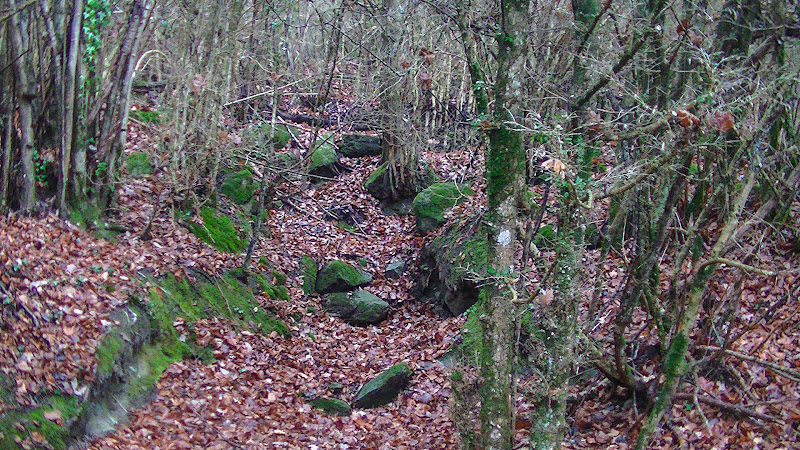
(315, 260, 373, 294)
(124, 343, 179, 399)
(413, 183, 473, 233)
(352, 362, 412, 408)
(220, 170, 255, 204)
(309, 397, 351, 416)
(487, 125, 525, 201)
(261, 124, 299, 149)
(129, 110, 161, 124)
(309, 137, 338, 174)
(0, 393, 81, 450)
(152, 273, 289, 338)
(187, 207, 246, 253)
(301, 256, 318, 295)
(95, 332, 124, 379)
(365, 162, 386, 188)
(126, 152, 152, 177)
(533, 224, 556, 250)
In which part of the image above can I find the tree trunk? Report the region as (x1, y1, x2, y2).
(378, 0, 423, 200)
(97, 0, 154, 211)
(479, 0, 529, 448)
(7, 0, 36, 214)
(59, 0, 83, 213)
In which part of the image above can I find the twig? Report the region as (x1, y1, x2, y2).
(698, 345, 800, 382)
(674, 393, 780, 422)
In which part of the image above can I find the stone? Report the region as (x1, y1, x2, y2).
(412, 182, 473, 234)
(338, 134, 382, 158)
(352, 362, 412, 409)
(384, 259, 405, 279)
(315, 261, 373, 294)
(310, 397, 351, 416)
(412, 214, 486, 316)
(324, 290, 388, 326)
(309, 135, 346, 179)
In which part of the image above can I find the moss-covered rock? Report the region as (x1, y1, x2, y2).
(220, 169, 256, 204)
(309, 136, 344, 179)
(186, 207, 246, 253)
(300, 256, 319, 295)
(315, 260, 372, 294)
(365, 161, 439, 202)
(412, 215, 486, 316)
(0, 391, 82, 450)
(152, 273, 289, 338)
(352, 362, 412, 409)
(324, 290, 389, 326)
(310, 397, 351, 416)
(126, 152, 152, 177)
(338, 134, 382, 158)
(364, 163, 391, 200)
(261, 124, 300, 149)
(412, 182, 473, 234)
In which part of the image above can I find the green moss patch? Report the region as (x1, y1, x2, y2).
(315, 260, 372, 294)
(150, 273, 289, 339)
(413, 182, 473, 234)
(95, 332, 124, 379)
(310, 397, 351, 416)
(352, 362, 412, 409)
(0, 392, 82, 450)
(129, 110, 161, 124)
(262, 124, 300, 149)
(126, 152, 152, 176)
(308, 135, 341, 178)
(187, 207, 246, 253)
(301, 256, 318, 295)
(220, 170, 256, 204)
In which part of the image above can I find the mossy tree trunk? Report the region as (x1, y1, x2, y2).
(478, 0, 529, 447)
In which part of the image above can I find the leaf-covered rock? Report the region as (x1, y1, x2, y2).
(412, 182, 473, 234)
(352, 362, 412, 409)
(315, 260, 372, 294)
(323, 289, 389, 326)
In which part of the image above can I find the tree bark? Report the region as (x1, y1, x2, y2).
(378, 0, 423, 200)
(59, 0, 83, 213)
(7, 0, 36, 214)
(97, 0, 154, 211)
(479, 0, 529, 448)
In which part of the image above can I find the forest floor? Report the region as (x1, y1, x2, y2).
(2, 106, 799, 449)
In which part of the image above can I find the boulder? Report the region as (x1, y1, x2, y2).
(412, 182, 473, 234)
(309, 136, 347, 179)
(220, 169, 255, 204)
(384, 259, 405, 279)
(365, 162, 438, 202)
(310, 397, 351, 416)
(315, 260, 373, 294)
(352, 362, 412, 409)
(324, 290, 388, 326)
(338, 134, 382, 158)
(412, 215, 486, 316)
(261, 124, 301, 149)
